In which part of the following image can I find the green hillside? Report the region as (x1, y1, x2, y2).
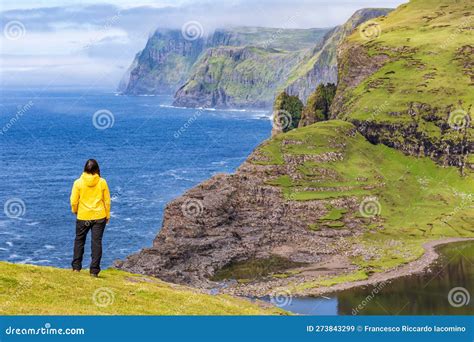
(254, 120, 473, 289)
(0, 262, 285, 315)
(332, 0, 473, 170)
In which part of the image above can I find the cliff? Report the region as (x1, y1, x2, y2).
(117, 0, 474, 296)
(116, 121, 473, 295)
(120, 27, 329, 99)
(172, 46, 302, 108)
(284, 8, 393, 103)
(120, 29, 205, 95)
(330, 0, 473, 170)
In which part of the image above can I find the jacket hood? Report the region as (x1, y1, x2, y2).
(81, 172, 100, 187)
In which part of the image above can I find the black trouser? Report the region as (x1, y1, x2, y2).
(72, 218, 106, 274)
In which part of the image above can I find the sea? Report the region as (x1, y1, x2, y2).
(0, 88, 271, 269)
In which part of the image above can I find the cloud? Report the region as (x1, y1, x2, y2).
(0, 0, 407, 88)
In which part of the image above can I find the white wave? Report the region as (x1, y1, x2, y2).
(44, 245, 55, 250)
(26, 221, 40, 226)
(6, 241, 13, 247)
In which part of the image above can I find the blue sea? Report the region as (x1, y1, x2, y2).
(0, 89, 271, 269)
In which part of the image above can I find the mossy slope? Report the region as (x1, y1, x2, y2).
(254, 120, 473, 286)
(0, 262, 284, 315)
(332, 0, 473, 170)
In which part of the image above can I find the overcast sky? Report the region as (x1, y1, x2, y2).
(0, 0, 406, 89)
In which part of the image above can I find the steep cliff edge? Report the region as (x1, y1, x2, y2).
(120, 27, 329, 98)
(121, 29, 205, 95)
(172, 46, 302, 108)
(284, 8, 393, 103)
(172, 28, 329, 108)
(116, 121, 473, 295)
(331, 0, 473, 170)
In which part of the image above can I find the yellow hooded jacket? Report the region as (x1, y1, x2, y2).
(70, 172, 111, 220)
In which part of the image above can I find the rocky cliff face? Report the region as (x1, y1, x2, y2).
(116, 119, 473, 295)
(120, 29, 205, 95)
(115, 122, 370, 288)
(284, 8, 393, 103)
(173, 46, 302, 108)
(120, 27, 329, 100)
(331, 0, 473, 170)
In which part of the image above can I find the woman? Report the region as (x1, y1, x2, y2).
(70, 159, 111, 277)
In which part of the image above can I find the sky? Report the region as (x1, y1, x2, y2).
(0, 0, 407, 89)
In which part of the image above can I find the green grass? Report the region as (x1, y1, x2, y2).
(319, 208, 348, 221)
(0, 262, 286, 315)
(251, 119, 473, 288)
(292, 270, 369, 291)
(336, 0, 473, 160)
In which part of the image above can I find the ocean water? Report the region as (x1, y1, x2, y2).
(0, 89, 271, 269)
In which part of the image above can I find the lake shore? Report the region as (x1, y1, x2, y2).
(219, 237, 474, 298)
(294, 237, 474, 297)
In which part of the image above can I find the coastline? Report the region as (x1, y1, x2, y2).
(293, 237, 474, 297)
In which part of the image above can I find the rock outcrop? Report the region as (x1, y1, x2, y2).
(116, 122, 368, 288)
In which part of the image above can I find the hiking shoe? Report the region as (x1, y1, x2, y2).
(90, 273, 99, 278)
(72, 269, 80, 273)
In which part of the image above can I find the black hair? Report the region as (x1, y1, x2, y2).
(83, 159, 100, 176)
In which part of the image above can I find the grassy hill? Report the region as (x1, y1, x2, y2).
(0, 262, 285, 315)
(331, 0, 473, 170)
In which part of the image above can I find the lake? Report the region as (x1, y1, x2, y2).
(267, 241, 473, 315)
